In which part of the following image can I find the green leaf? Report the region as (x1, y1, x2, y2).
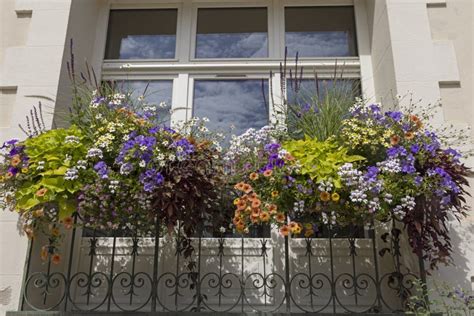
(58, 196, 76, 220)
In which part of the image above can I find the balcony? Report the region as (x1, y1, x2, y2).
(14, 215, 426, 315)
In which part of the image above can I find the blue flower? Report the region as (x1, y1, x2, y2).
(410, 144, 420, 154)
(264, 143, 281, 153)
(94, 161, 109, 179)
(386, 111, 403, 122)
(139, 168, 164, 192)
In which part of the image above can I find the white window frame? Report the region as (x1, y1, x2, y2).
(96, 0, 374, 128)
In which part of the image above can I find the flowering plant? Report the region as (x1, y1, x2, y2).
(227, 98, 470, 268)
(340, 101, 470, 268)
(0, 81, 226, 262)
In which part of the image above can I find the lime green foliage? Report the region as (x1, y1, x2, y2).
(283, 137, 364, 188)
(15, 126, 90, 219)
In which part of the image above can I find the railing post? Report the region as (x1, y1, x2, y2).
(418, 250, 429, 310)
(63, 212, 78, 311)
(284, 235, 291, 313)
(106, 230, 117, 311)
(19, 238, 34, 311)
(370, 220, 382, 311)
(151, 216, 160, 312)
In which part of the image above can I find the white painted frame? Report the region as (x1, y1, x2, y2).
(95, 0, 374, 125)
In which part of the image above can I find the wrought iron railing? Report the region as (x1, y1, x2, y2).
(19, 214, 426, 314)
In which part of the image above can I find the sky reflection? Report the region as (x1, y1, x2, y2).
(193, 80, 269, 137)
(286, 32, 352, 57)
(119, 35, 176, 59)
(196, 33, 268, 58)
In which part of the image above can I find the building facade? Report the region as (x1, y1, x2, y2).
(0, 0, 473, 314)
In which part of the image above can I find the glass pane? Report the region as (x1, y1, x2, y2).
(105, 9, 177, 59)
(285, 6, 357, 57)
(195, 8, 268, 58)
(287, 79, 360, 105)
(193, 80, 269, 137)
(115, 80, 173, 125)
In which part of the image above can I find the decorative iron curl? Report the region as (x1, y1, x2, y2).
(66, 271, 110, 311)
(289, 272, 332, 313)
(155, 272, 196, 312)
(379, 271, 418, 312)
(334, 272, 378, 313)
(110, 271, 153, 311)
(199, 272, 242, 312)
(243, 272, 286, 312)
(23, 272, 66, 311)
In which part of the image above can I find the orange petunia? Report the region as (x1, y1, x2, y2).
(52, 254, 61, 265)
(236, 200, 247, 211)
(320, 191, 331, 202)
(267, 204, 278, 214)
(242, 183, 253, 194)
(51, 227, 61, 237)
(249, 172, 259, 181)
(390, 135, 400, 146)
(248, 192, 258, 201)
(63, 217, 74, 229)
(410, 114, 420, 123)
(285, 153, 295, 161)
(35, 188, 48, 197)
(235, 182, 245, 191)
(236, 223, 245, 232)
(11, 155, 21, 167)
(263, 169, 273, 177)
(289, 222, 298, 231)
(275, 212, 286, 223)
(250, 214, 260, 224)
(233, 216, 242, 225)
(251, 208, 261, 217)
(259, 211, 270, 222)
(405, 131, 414, 140)
(280, 225, 290, 236)
(251, 199, 261, 208)
(5, 171, 13, 179)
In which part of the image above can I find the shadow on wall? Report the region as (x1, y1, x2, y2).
(0, 287, 12, 306)
(431, 220, 474, 291)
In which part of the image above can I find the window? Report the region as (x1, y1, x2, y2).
(99, 1, 366, 239)
(285, 6, 357, 57)
(193, 79, 269, 136)
(195, 8, 268, 58)
(105, 9, 178, 59)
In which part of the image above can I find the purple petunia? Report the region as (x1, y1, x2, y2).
(171, 138, 194, 159)
(139, 168, 164, 192)
(94, 161, 109, 179)
(410, 144, 420, 154)
(386, 111, 403, 122)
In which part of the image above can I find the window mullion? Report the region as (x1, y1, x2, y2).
(170, 73, 191, 128)
(177, 2, 192, 63)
